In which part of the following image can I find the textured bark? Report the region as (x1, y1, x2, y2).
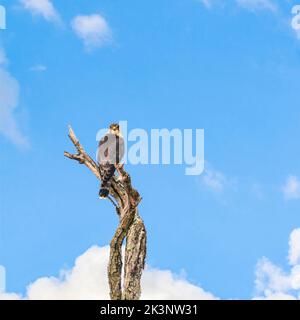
(64, 126, 147, 300)
(124, 214, 147, 300)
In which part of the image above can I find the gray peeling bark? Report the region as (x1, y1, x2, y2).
(64, 126, 147, 300)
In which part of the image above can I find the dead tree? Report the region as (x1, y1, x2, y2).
(64, 126, 147, 300)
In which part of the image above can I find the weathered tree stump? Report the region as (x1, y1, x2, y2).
(64, 126, 147, 300)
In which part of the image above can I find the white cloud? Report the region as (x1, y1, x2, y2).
(200, 163, 234, 193)
(254, 228, 300, 300)
(71, 14, 112, 50)
(236, 0, 277, 12)
(282, 176, 300, 200)
(142, 268, 216, 300)
(0, 292, 21, 300)
(2, 229, 300, 300)
(0, 49, 29, 148)
(20, 0, 60, 23)
(0, 245, 216, 300)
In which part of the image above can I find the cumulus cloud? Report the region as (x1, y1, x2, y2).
(20, 0, 61, 23)
(0, 246, 216, 300)
(2, 229, 300, 300)
(71, 14, 112, 50)
(0, 49, 29, 148)
(254, 228, 300, 300)
(236, 0, 277, 12)
(142, 268, 216, 300)
(282, 176, 300, 200)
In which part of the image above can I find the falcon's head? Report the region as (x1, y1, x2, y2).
(109, 123, 120, 135)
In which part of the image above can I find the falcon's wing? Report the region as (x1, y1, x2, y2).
(117, 136, 125, 163)
(107, 135, 125, 164)
(97, 134, 109, 164)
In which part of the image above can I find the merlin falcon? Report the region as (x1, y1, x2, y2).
(97, 123, 125, 198)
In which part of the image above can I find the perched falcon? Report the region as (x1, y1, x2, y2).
(97, 123, 125, 198)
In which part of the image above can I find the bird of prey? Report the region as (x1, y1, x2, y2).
(97, 123, 125, 198)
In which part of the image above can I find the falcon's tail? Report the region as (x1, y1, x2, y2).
(99, 164, 116, 199)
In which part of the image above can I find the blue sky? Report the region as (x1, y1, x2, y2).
(1, 0, 300, 300)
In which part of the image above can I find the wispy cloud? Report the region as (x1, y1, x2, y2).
(200, 0, 213, 9)
(29, 64, 47, 72)
(199, 1, 300, 43)
(0, 48, 29, 148)
(282, 176, 300, 200)
(199, 0, 277, 11)
(236, 0, 278, 12)
(71, 14, 112, 51)
(20, 0, 61, 24)
(200, 163, 235, 193)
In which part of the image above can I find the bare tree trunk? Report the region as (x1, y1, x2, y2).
(64, 126, 147, 300)
(123, 214, 147, 300)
